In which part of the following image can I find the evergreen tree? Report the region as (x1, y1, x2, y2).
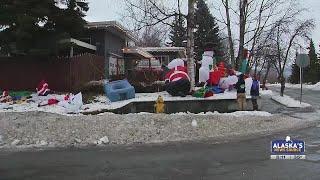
(194, 0, 222, 62)
(318, 46, 320, 82)
(290, 62, 300, 84)
(304, 39, 319, 84)
(169, 15, 187, 47)
(0, 0, 89, 55)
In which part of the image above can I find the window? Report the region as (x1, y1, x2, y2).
(109, 56, 125, 76)
(154, 55, 170, 65)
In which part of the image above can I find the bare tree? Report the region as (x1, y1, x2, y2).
(136, 26, 167, 47)
(217, 0, 305, 71)
(221, 0, 235, 65)
(270, 19, 314, 96)
(122, 0, 197, 89)
(236, 0, 249, 70)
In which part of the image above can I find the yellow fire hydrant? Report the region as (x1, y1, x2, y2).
(154, 95, 165, 113)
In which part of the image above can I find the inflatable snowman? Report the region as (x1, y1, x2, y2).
(199, 50, 215, 83)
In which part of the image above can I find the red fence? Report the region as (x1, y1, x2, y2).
(0, 53, 105, 92)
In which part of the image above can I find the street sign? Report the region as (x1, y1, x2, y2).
(296, 54, 310, 104)
(296, 54, 310, 68)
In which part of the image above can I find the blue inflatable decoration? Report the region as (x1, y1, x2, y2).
(104, 79, 135, 102)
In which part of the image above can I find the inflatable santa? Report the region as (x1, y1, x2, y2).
(167, 58, 185, 69)
(164, 64, 191, 97)
(0, 90, 12, 103)
(36, 80, 51, 96)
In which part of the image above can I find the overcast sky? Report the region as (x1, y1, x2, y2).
(85, 0, 320, 50)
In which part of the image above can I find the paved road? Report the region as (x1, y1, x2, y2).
(0, 88, 319, 180)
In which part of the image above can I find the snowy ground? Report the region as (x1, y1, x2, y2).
(0, 90, 253, 115)
(0, 89, 297, 115)
(252, 85, 312, 108)
(271, 93, 311, 108)
(269, 82, 320, 91)
(0, 88, 316, 149)
(0, 111, 312, 149)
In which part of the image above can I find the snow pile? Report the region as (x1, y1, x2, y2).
(172, 111, 272, 117)
(260, 90, 273, 96)
(191, 120, 198, 127)
(94, 136, 109, 145)
(272, 94, 311, 108)
(218, 111, 272, 117)
(269, 82, 320, 91)
(311, 82, 320, 90)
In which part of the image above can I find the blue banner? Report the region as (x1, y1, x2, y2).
(271, 139, 305, 155)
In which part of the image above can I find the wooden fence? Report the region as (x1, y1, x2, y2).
(0, 53, 105, 92)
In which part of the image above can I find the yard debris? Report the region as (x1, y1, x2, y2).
(11, 139, 21, 146)
(58, 93, 83, 113)
(95, 136, 109, 145)
(74, 138, 82, 144)
(191, 120, 198, 127)
(37, 140, 48, 146)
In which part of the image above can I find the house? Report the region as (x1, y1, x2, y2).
(0, 20, 187, 92)
(83, 21, 137, 80)
(84, 21, 186, 81)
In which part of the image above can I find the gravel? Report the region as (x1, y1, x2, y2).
(0, 111, 313, 150)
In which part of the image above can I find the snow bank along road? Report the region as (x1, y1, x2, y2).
(0, 110, 316, 149)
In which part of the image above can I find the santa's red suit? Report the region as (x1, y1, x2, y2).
(217, 62, 227, 77)
(2, 90, 8, 97)
(0, 90, 11, 103)
(164, 66, 190, 82)
(36, 80, 51, 96)
(164, 66, 191, 97)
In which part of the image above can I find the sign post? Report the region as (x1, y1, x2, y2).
(300, 67, 303, 104)
(296, 54, 310, 104)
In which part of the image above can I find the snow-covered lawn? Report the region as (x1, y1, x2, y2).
(0, 91, 239, 115)
(271, 94, 311, 108)
(269, 82, 320, 91)
(0, 89, 272, 115)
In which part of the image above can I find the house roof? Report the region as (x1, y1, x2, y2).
(140, 47, 186, 58)
(85, 21, 138, 42)
(60, 38, 97, 51)
(122, 47, 154, 59)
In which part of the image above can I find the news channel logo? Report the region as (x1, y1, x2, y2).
(270, 136, 306, 160)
